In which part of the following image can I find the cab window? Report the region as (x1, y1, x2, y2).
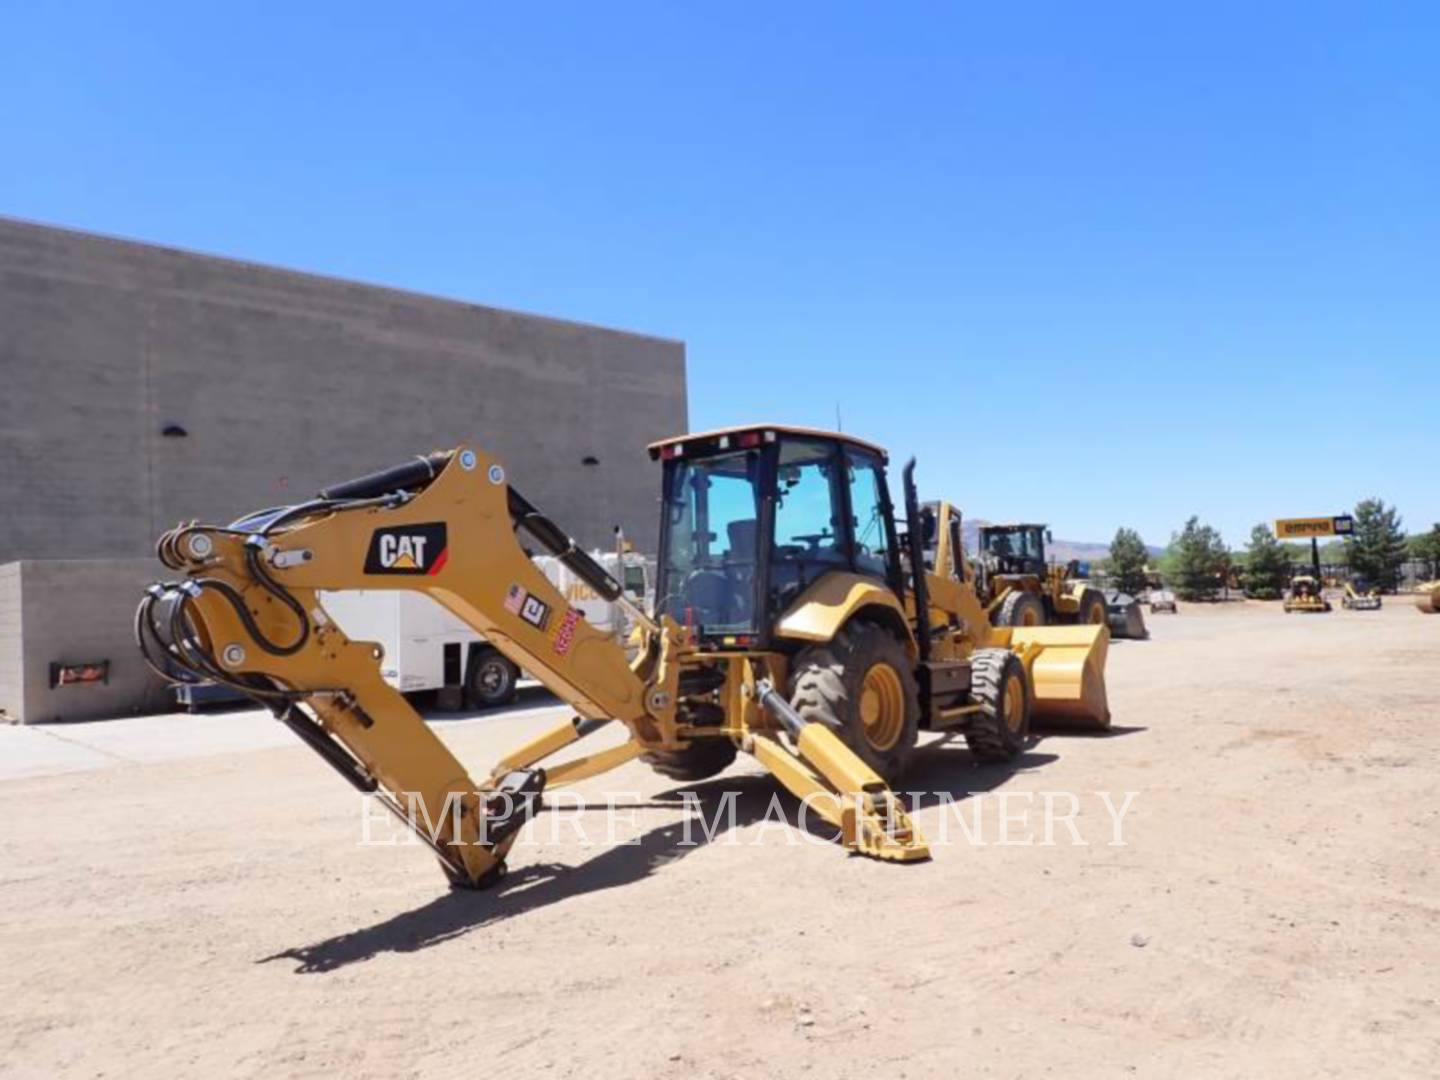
(773, 441, 846, 564)
(770, 440, 847, 610)
(846, 450, 890, 578)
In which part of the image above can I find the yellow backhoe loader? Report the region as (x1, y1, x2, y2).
(973, 523, 1147, 638)
(137, 426, 1110, 889)
(1341, 578, 1381, 610)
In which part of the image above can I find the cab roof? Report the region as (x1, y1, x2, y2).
(646, 424, 888, 461)
(979, 522, 1049, 531)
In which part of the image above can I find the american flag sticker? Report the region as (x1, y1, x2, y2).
(504, 584, 526, 615)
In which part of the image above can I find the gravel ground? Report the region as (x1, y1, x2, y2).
(2, 599, 1437, 1078)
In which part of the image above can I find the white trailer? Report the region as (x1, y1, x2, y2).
(318, 551, 652, 710)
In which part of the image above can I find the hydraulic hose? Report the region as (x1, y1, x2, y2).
(241, 543, 310, 656)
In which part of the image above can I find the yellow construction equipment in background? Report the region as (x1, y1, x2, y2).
(1416, 581, 1440, 614)
(1284, 575, 1332, 613)
(1341, 579, 1381, 610)
(137, 426, 1110, 889)
(972, 522, 1147, 638)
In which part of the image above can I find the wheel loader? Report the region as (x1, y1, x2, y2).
(973, 523, 1147, 638)
(1283, 574, 1332, 613)
(136, 426, 1110, 889)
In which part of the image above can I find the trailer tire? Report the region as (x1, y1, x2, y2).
(998, 590, 1047, 628)
(788, 620, 919, 784)
(964, 649, 1031, 762)
(465, 647, 520, 709)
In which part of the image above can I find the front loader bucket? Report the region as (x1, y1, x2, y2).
(1416, 584, 1440, 614)
(1002, 624, 1111, 730)
(1104, 591, 1148, 639)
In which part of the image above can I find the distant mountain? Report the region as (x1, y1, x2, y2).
(960, 519, 1163, 564)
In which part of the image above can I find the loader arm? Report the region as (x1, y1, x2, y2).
(138, 445, 686, 887)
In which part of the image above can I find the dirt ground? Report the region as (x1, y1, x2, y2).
(3, 600, 1438, 1078)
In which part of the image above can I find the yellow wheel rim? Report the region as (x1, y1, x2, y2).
(1004, 673, 1025, 734)
(1021, 603, 1041, 626)
(1087, 600, 1106, 624)
(859, 663, 906, 752)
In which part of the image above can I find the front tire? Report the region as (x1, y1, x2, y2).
(964, 649, 1031, 762)
(644, 702, 739, 782)
(788, 620, 920, 783)
(645, 738, 739, 782)
(998, 590, 1047, 628)
(1077, 588, 1108, 626)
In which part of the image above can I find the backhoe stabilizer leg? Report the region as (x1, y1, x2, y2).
(752, 682, 929, 863)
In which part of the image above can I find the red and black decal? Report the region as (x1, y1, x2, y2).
(364, 523, 449, 575)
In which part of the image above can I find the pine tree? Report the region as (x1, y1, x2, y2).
(1169, 516, 1228, 601)
(1109, 527, 1149, 596)
(1345, 499, 1407, 591)
(1241, 523, 1292, 600)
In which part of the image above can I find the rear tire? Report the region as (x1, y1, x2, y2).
(788, 620, 920, 783)
(465, 648, 520, 709)
(964, 649, 1031, 762)
(998, 590, 1047, 628)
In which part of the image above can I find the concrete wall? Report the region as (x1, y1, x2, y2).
(0, 216, 687, 564)
(0, 217, 688, 722)
(0, 560, 172, 724)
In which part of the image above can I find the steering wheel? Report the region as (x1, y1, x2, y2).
(788, 532, 833, 553)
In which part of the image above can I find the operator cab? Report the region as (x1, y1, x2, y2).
(648, 425, 901, 645)
(978, 523, 1052, 578)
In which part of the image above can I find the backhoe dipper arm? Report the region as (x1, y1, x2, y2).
(138, 445, 683, 888)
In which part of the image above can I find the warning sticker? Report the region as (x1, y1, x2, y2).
(550, 608, 582, 657)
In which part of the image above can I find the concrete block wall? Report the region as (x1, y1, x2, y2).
(0, 559, 172, 724)
(0, 217, 688, 722)
(0, 216, 688, 564)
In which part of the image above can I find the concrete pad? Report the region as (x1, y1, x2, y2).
(0, 724, 120, 780)
(0, 687, 572, 782)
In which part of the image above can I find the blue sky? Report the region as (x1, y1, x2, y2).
(3, 2, 1435, 547)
